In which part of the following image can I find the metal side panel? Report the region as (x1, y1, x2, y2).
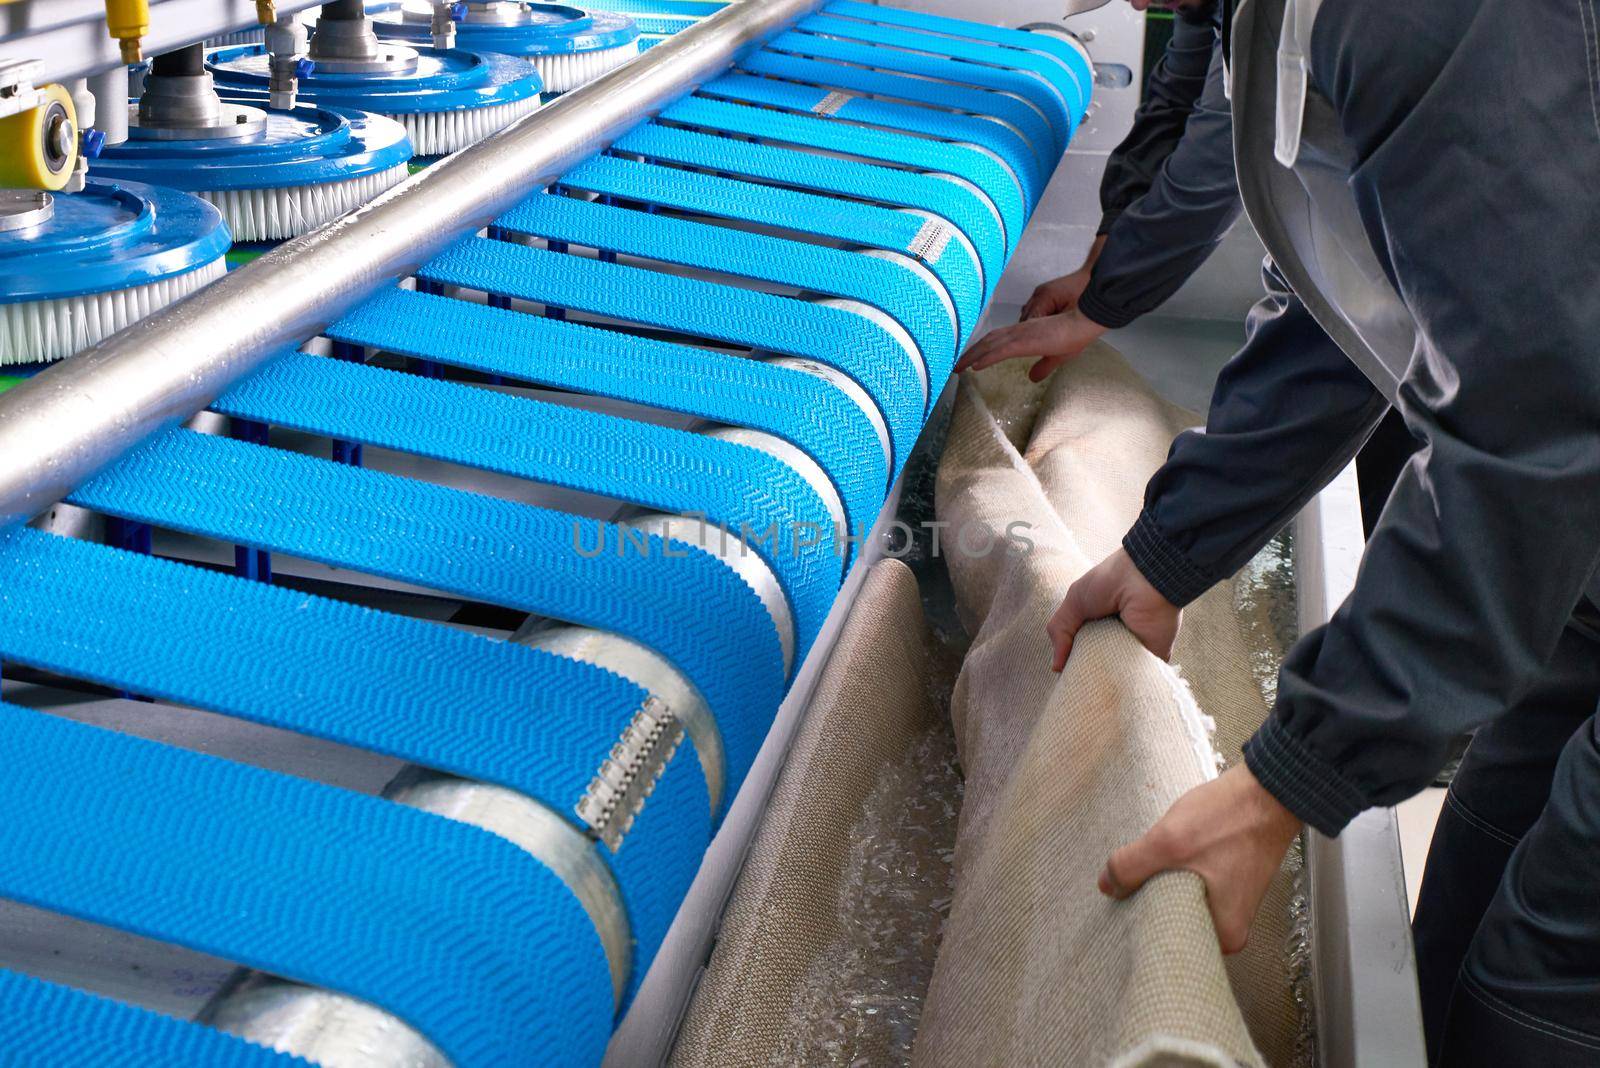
(1293, 464, 1427, 1067)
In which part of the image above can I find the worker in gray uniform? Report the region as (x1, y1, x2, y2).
(980, 0, 1414, 529)
(964, 0, 1600, 1061)
(995, 1, 1238, 382)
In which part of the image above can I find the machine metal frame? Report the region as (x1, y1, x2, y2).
(0, 0, 1428, 1060)
(0, 0, 325, 83)
(0, 0, 828, 530)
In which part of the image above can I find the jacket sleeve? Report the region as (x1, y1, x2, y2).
(1238, 0, 1600, 836)
(1122, 259, 1389, 607)
(1095, 8, 1220, 234)
(1078, 36, 1242, 330)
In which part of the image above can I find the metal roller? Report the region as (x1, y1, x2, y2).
(516, 622, 726, 818)
(856, 247, 960, 344)
(200, 763, 634, 1063)
(762, 355, 894, 471)
(810, 295, 929, 407)
(625, 510, 798, 678)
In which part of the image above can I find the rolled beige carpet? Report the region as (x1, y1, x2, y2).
(916, 346, 1305, 1068)
(670, 558, 951, 1067)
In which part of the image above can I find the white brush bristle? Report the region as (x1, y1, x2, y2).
(208, 27, 265, 46)
(382, 94, 543, 156)
(1, 257, 228, 366)
(200, 163, 411, 242)
(530, 42, 642, 93)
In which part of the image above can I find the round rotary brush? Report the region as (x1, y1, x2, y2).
(0, 178, 229, 367)
(373, 2, 641, 94)
(208, 1, 545, 160)
(95, 49, 412, 249)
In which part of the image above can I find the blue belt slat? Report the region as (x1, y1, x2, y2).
(765, 29, 1075, 145)
(644, 100, 1016, 274)
(797, 13, 1086, 129)
(559, 154, 986, 347)
(73, 442, 713, 1006)
(0, 968, 299, 1066)
(0, 507, 713, 992)
(418, 235, 924, 479)
(822, 0, 1094, 119)
(496, 191, 957, 384)
(0, 689, 614, 1067)
(701, 72, 1044, 210)
(329, 287, 885, 553)
(606, 748, 706, 1001)
(67, 427, 780, 804)
(213, 351, 841, 657)
(741, 48, 1061, 174)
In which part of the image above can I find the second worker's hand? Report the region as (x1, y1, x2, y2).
(955, 307, 1109, 382)
(1020, 268, 1094, 321)
(1020, 235, 1106, 322)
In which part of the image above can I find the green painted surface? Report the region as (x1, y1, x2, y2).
(0, 376, 21, 395)
(225, 246, 270, 269)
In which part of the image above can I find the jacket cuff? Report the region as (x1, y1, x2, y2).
(1243, 717, 1369, 837)
(1122, 509, 1214, 607)
(1096, 208, 1124, 236)
(1077, 283, 1141, 331)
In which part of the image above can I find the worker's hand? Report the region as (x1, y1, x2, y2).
(1020, 235, 1106, 321)
(1099, 764, 1303, 954)
(1020, 269, 1094, 321)
(1048, 548, 1180, 670)
(956, 308, 1109, 382)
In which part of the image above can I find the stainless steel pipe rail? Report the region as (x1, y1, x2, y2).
(0, 0, 827, 531)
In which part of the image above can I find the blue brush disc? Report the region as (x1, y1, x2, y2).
(92, 101, 412, 191)
(207, 44, 543, 116)
(375, 2, 639, 57)
(0, 178, 229, 303)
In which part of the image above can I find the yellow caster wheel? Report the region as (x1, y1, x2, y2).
(0, 84, 79, 191)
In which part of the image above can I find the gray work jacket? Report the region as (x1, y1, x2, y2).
(1121, 0, 1600, 834)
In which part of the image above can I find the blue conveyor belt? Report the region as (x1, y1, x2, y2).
(795, 12, 1088, 126)
(740, 48, 1062, 175)
(636, 102, 1016, 274)
(0, 512, 719, 996)
(211, 351, 841, 657)
(0, 692, 614, 1066)
(0, 968, 299, 1066)
(66, 426, 780, 802)
(821, 0, 1095, 109)
(766, 28, 1077, 145)
(0, 7, 1086, 1061)
(332, 285, 889, 523)
(559, 154, 987, 344)
(494, 192, 958, 377)
(418, 236, 922, 477)
(700, 72, 1047, 210)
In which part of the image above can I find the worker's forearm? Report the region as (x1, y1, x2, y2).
(1249, 391, 1600, 834)
(1096, 8, 1218, 229)
(1080, 39, 1240, 330)
(1122, 263, 1387, 607)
